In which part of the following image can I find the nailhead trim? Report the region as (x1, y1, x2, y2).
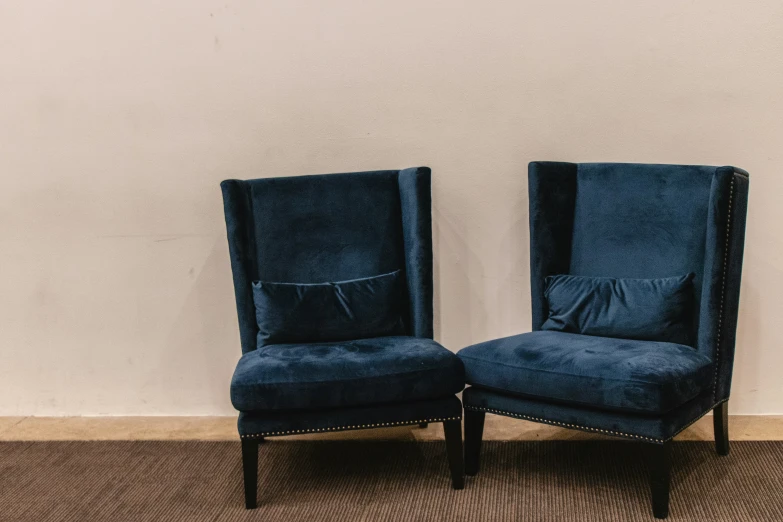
(466, 400, 728, 444)
(465, 406, 660, 442)
(665, 398, 728, 442)
(713, 176, 735, 402)
(239, 416, 461, 439)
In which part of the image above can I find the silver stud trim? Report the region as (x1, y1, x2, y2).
(239, 416, 461, 439)
(465, 400, 728, 444)
(465, 406, 659, 442)
(713, 176, 735, 401)
(665, 398, 728, 441)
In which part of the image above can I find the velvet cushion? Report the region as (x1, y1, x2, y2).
(458, 331, 712, 414)
(541, 274, 694, 345)
(231, 336, 465, 412)
(252, 270, 405, 347)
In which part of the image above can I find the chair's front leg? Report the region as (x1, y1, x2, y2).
(714, 401, 730, 456)
(241, 439, 259, 509)
(464, 409, 485, 476)
(443, 419, 465, 489)
(649, 441, 671, 519)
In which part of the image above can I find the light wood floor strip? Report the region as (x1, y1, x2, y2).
(1, 415, 782, 441)
(0, 417, 25, 436)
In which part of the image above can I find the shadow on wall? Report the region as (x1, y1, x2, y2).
(155, 236, 238, 415)
(730, 251, 764, 413)
(433, 198, 488, 349)
(432, 174, 533, 350)
(495, 192, 532, 338)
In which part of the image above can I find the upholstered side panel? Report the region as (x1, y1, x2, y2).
(701, 168, 749, 401)
(221, 180, 260, 354)
(398, 167, 434, 338)
(528, 162, 578, 330)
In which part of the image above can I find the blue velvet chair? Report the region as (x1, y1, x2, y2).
(221, 167, 465, 508)
(458, 162, 749, 519)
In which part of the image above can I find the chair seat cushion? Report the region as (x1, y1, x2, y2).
(231, 336, 465, 412)
(457, 331, 713, 414)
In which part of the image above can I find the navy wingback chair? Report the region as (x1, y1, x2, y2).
(221, 167, 465, 508)
(458, 162, 749, 518)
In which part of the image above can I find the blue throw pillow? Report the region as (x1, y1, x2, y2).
(252, 270, 406, 346)
(541, 273, 694, 345)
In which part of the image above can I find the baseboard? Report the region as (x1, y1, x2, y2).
(1, 415, 782, 442)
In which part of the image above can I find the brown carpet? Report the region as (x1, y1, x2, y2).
(1, 440, 782, 521)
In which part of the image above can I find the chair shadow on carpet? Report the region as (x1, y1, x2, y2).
(238, 440, 777, 521)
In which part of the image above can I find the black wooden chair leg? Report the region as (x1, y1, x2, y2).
(464, 409, 485, 476)
(419, 422, 429, 428)
(649, 441, 671, 519)
(443, 419, 465, 489)
(241, 439, 259, 509)
(714, 401, 730, 456)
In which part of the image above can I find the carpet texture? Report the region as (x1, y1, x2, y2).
(1, 440, 782, 521)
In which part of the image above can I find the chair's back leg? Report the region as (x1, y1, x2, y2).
(649, 441, 672, 519)
(464, 410, 485, 476)
(241, 439, 259, 509)
(443, 419, 465, 489)
(714, 401, 730, 456)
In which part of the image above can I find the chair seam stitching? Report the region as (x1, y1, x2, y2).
(712, 176, 735, 401)
(239, 416, 462, 438)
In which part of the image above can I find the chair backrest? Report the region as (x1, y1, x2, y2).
(221, 167, 433, 353)
(528, 162, 749, 402)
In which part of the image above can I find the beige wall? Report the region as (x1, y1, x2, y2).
(1, 1, 782, 415)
